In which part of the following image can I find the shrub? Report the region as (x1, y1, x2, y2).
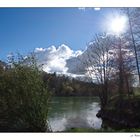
(0, 56, 51, 132)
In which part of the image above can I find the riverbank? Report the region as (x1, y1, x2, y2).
(96, 95, 140, 130)
(64, 127, 140, 132)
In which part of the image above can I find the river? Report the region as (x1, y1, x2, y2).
(48, 97, 102, 132)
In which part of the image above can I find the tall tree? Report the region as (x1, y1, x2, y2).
(122, 8, 140, 85)
(82, 33, 115, 108)
(113, 36, 135, 96)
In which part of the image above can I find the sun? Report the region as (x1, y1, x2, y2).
(110, 15, 127, 35)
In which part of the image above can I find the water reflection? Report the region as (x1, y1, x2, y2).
(48, 97, 102, 132)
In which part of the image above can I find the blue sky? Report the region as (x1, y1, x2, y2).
(0, 8, 115, 61)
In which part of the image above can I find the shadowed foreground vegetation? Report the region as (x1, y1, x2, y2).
(0, 58, 51, 132)
(65, 127, 140, 132)
(1, 57, 140, 132)
(97, 94, 140, 130)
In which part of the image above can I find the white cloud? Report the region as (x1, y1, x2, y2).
(35, 47, 46, 52)
(78, 7, 86, 11)
(56, 44, 73, 58)
(94, 8, 101, 11)
(35, 44, 83, 74)
(74, 50, 83, 57)
(78, 7, 101, 12)
(7, 53, 13, 58)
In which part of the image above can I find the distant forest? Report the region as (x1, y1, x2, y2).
(43, 72, 99, 97)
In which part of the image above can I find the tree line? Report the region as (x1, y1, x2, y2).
(43, 72, 99, 97)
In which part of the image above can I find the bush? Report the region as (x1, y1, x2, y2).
(0, 56, 51, 132)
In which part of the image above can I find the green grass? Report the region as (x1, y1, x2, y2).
(134, 87, 140, 96)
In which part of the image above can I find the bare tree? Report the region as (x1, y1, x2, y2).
(122, 8, 140, 85)
(81, 33, 115, 108)
(113, 36, 135, 96)
(81, 33, 135, 108)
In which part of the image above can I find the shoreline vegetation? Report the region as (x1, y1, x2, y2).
(96, 94, 140, 131)
(0, 57, 51, 132)
(64, 127, 140, 132)
(1, 58, 140, 132)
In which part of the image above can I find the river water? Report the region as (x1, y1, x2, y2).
(48, 97, 102, 132)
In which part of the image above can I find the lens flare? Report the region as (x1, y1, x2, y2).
(110, 15, 127, 35)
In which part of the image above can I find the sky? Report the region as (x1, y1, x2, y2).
(0, 8, 123, 76)
(0, 8, 116, 61)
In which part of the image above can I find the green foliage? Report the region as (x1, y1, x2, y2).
(134, 87, 140, 96)
(0, 56, 51, 132)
